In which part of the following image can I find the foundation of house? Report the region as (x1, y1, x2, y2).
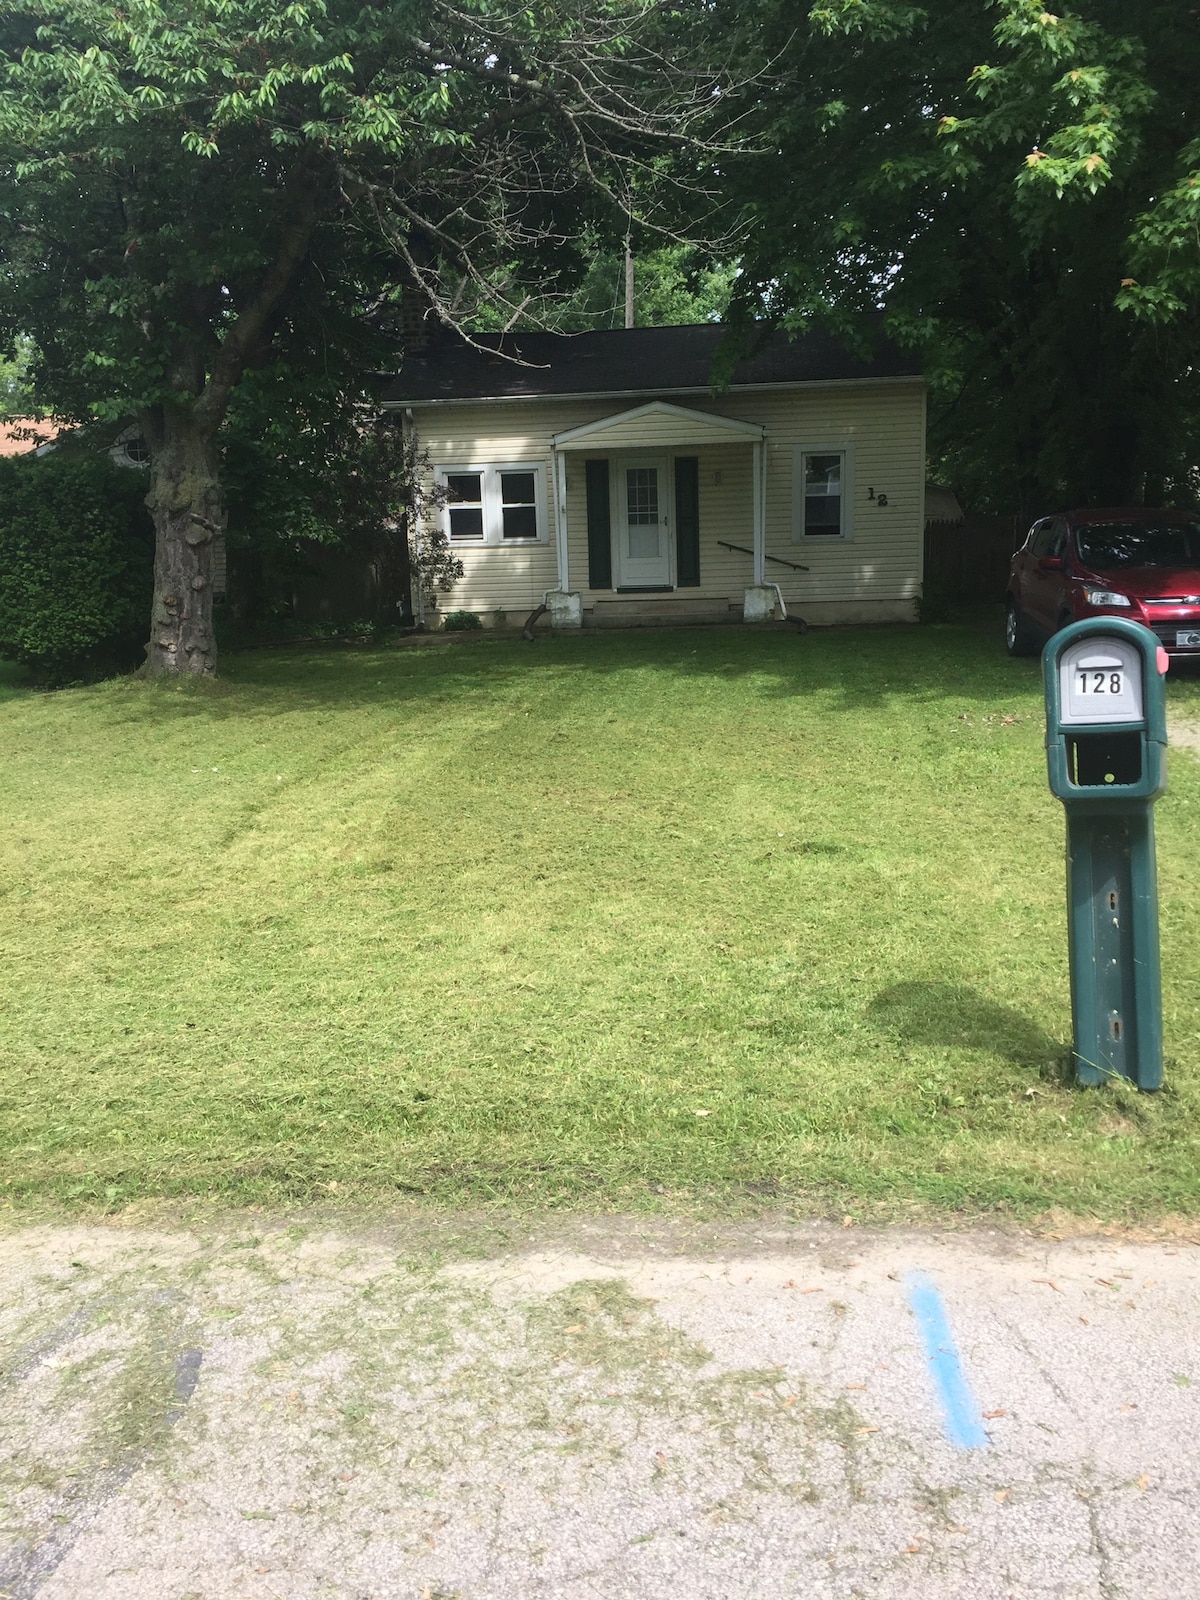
(575, 596, 921, 631)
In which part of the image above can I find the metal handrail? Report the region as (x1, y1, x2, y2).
(716, 540, 809, 572)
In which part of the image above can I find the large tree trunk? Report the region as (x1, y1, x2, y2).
(374, 512, 415, 628)
(142, 411, 223, 676)
(394, 514, 416, 628)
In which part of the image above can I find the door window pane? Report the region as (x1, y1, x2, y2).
(628, 525, 662, 560)
(626, 467, 660, 559)
(500, 471, 538, 539)
(626, 468, 659, 525)
(804, 454, 842, 536)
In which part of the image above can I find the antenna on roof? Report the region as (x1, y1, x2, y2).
(624, 227, 635, 330)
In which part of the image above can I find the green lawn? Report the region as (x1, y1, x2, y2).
(2, 622, 1200, 1219)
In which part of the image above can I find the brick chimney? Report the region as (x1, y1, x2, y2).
(399, 283, 436, 355)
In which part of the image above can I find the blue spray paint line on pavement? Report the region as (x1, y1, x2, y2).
(905, 1271, 988, 1450)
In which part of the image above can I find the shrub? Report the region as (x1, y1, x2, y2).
(441, 609, 482, 631)
(915, 575, 958, 625)
(0, 455, 154, 685)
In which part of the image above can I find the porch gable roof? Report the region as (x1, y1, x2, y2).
(551, 400, 764, 453)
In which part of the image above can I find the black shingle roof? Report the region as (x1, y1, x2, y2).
(377, 322, 920, 404)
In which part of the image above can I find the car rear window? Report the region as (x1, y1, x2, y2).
(1075, 521, 1200, 568)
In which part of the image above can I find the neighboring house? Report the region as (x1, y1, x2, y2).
(379, 323, 926, 628)
(0, 418, 57, 457)
(1, 416, 150, 469)
(924, 483, 964, 527)
(104, 422, 152, 470)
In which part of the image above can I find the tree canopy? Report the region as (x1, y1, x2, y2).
(0, 0, 738, 672)
(724, 0, 1200, 512)
(8, 0, 1198, 673)
(472, 244, 736, 334)
(0, 330, 34, 416)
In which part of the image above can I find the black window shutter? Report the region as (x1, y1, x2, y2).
(585, 459, 612, 590)
(674, 456, 701, 587)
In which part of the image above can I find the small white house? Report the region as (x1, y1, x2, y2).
(379, 323, 926, 628)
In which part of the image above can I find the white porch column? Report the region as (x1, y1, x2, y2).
(752, 438, 765, 586)
(553, 446, 569, 592)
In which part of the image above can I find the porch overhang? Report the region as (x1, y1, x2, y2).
(551, 400, 768, 590)
(550, 400, 765, 452)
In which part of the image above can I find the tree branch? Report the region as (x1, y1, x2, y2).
(195, 174, 324, 429)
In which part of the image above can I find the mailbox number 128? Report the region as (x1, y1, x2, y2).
(1077, 671, 1124, 695)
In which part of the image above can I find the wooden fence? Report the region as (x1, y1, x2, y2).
(924, 515, 1023, 603)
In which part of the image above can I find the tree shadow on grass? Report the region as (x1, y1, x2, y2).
(207, 615, 1035, 713)
(17, 614, 1040, 724)
(868, 981, 1068, 1075)
(0, 658, 30, 702)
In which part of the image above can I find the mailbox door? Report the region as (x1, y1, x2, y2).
(1057, 637, 1145, 727)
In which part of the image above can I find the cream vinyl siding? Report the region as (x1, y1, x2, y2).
(411, 382, 925, 615)
(558, 408, 761, 453)
(749, 385, 925, 607)
(430, 543, 559, 618)
(416, 408, 559, 616)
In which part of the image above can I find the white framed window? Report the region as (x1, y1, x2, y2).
(436, 463, 548, 545)
(792, 445, 854, 541)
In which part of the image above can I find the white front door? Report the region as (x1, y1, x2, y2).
(615, 458, 671, 588)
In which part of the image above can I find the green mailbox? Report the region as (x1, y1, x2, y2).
(1043, 618, 1169, 1089)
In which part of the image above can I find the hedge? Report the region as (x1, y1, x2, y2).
(0, 454, 154, 685)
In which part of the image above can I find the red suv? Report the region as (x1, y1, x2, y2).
(1005, 507, 1200, 658)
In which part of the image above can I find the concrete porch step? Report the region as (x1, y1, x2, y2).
(584, 597, 742, 628)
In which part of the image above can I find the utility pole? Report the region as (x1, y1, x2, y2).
(624, 231, 635, 329)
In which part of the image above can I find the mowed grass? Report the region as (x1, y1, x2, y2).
(2, 623, 1200, 1219)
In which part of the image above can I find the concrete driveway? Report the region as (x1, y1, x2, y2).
(0, 1213, 1197, 1599)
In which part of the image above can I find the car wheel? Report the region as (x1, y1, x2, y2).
(1005, 599, 1038, 657)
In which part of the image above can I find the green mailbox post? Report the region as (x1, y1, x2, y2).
(1043, 618, 1169, 1089)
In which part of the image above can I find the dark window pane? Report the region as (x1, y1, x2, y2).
(804, 495, 841, 534)
(449, 506, 484, 539)
(805, 453, 841, 490)
(445, 472, 482, 504)
(502, 504, 538, 539)
(500, 471, 536, 505)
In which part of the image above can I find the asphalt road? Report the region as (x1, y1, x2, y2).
(0, 1213, 1197, 1600)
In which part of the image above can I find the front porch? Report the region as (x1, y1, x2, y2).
(551, 400, 779, 624)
